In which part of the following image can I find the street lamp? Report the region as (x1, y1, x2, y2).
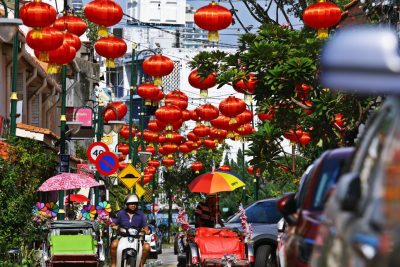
(103, 120, 125, 134)
(65, 121, 83, 135)
(0, 18, 22, 43)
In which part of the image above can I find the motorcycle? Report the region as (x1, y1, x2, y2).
(116, 227, 145, 267)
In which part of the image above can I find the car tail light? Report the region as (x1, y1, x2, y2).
(299, 237, 315, 263)
(151, 234, 156, 242)
(192, 255, 199, 264)
(249, 255, 254, 263)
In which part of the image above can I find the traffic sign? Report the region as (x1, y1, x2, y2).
(118, 164, 141, 190)
(87, 142, 109, 164)
(135, 183, 146, 198)
(95, 151, 119, 176)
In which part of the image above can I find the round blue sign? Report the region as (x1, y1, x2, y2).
(95, 151, 119, 176)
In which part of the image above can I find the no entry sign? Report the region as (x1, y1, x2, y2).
(95, 151, 119, 176)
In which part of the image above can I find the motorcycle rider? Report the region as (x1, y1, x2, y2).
(110, 194, 150, 267)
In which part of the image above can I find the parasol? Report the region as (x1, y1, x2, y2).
(37, 173, 100, 192)
(188, 171, 245, 194)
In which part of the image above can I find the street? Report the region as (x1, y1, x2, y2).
(146, 244, 177, 267)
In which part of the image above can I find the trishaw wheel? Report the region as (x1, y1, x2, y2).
(254, 245, 274, 267)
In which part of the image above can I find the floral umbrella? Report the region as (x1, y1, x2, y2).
(37, 173, 100, 192)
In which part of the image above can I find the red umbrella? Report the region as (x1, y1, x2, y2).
(37, 173, 100, 191)
(65, 194, 90, 204)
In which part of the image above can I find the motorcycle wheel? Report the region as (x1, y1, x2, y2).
(124, 257, 137, 267)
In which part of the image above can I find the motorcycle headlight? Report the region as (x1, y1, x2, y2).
(128, 228, 138, 235)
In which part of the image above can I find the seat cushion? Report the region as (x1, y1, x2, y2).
(50, 235, 96, 255)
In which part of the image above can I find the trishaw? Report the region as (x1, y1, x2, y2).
(185, 227, 254, 267)
(41, 220, 105, 266)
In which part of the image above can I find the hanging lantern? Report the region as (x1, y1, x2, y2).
(103, 102, 128, 122)
(137, 83, 160, 105)
(303, 1, 341, 39)
(27, 27, 63, 61)
(165, 98, 188, 111)
(117, 143, 129, 155)
(191, 161, 204, 174)
(219, 96, 247, 123)
(167, 132, 185, 145)
(203, 139, 217, 150)
(181, 110, 191, 121)
(188, 69, 217, 97)
(166, 90, 188, 101)
(161, 143, 178, 158)
(142, 130, 159, 144)
(146, 145, 156, 155)
(142, 54, 174, 86)
(196, 104, 219, 121)
(194, 1, 232, 42)
(148, 159, 161, 168)
(53, 14, 87, 36)
(155, 105, 182, 131)
(119, 162, 127, 170)
(189, 109, 202, 124)
(95, 36, 127, 68)
(84, 0, 123, 37)
(143, 174, 154, 185)
(162, 158, 175, 168)
(63, 32, 81, 52)
(236, 123, 255, 137)
(237, 109, 253, 125)
(233, 73, 258, 101)
(20, 1, 57, 38)
(218, 165, 231, 172)
(45, 42, 76, 74)
(187, 131, 200, 142)
(119, 125, 136, 140)
(299, 132, 312, 145)
(193, 125, 210, 138)
(179, 144, 191, 156)
(247, 165, 261, 176)
(147, 120, 162, 132)
(144, 166, 157, 175)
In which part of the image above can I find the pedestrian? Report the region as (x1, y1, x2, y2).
(194, 194, 224, 228)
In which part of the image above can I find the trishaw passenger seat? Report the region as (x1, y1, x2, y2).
(49, 235, 97, 256)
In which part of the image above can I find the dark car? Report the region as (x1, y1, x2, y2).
(276, 147, 354, 267)
(309, 26, 400, 267)
(225, 198, 282, 267)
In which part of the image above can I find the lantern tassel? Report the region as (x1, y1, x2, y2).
(229, 118, 237, 124)
(145, 99, 152, 105)
(317, 28, 329, 39)
(31, 28, 43, 39)
(195, 170, 199, 174)
(244, 94, 252, 103)
(208, 31, 220, 42)
(38, 51, 49, 62)
(154, 77, 162, 86)
(200, 89, 208, 98)
(106, 58, 116, 68)
(47, 63, 60, 74)
(152, 101, 159, 107)
(98, 26, 108, 37)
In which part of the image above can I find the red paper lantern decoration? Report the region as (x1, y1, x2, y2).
(20, 2, 57, 38)
(189, 109, 202, 123)
(103, 102, 127, 122)
(219, 96, 246, 123)
(166, 90, 188, 101)
(95, 36, 127, 68)
(179, 144, 191, 155)
(218, 165, 231, 172)
(193, 125, 210, 138)
(27, 27, 63, 61)
(45, 42, 76, 74)
(147, 120, 162, 132)
(165, 98, 188, 111)
(142, 54, 174, 86)
(84, 0, 123, 37)
(117, 143, 129, 155)
(194, 1, 232, 42)
(146, 145, 156, 155)
(237, 109, 253, 125)
(161, 143, 178, 157)
(191, 161, 204, 174)
(155, 105, 182, 131)
(63, 32, 81, 52)
(247, 165, 261, 176)
(303, 1, 341, 39)
(119, 162, 127, 170)
(148, 159, 161, 168)
(196, 104, 219, 121)
(203, 139, 217, 150)
(182, 110, 191, 121)
(143, 174, 154, 185)
(236, 123, 255, 136)
(53, 14, 87, 36)
(233, 73, 258, 95)
(137, 83, 160, 105)
(120, 125, 136, 139)
(162, 158, 175, 168)
(299, 132, 312, 145)
(187, 131, 200, 142)
(144, 166, 157, 175)
(142, 130, 159, 143)
(188, 69, 217, 97)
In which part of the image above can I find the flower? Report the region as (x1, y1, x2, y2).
(176, 207, 190, 231)
(238, 204, 252, 241)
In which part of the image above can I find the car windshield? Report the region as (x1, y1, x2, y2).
(227, 200, 281, 224)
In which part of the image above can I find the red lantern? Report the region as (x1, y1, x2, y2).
(189, 109, 202, 123)
(120, 125, 136, 139)
(191, 161, 204, 174)
(53, 14, 87, 36)
(162, 158, 175, 168)
(247, 165, 261, 176)
(95, 36, 127, 68)
(196, 104, 219, 121)
(137, 83, 160, 105)
(165, 98, 188, 111)
(144, 166, 157, 175)
(103, 102, 128, 122)
(233, 73, 257, 95)
(161, 143, 178, 157)
(203, 139, 217, 150)
(20, 2, 57, 38)
(187, 132, 200, 142)
(142, 130, 159, 143)
(167, 132, 185, 145)
(219, 96, 246, 123)
(237, 110, 253, 125)
(166, 90, 188, 102)
(117, 143, 129, 155)
(299, 132, 312, 145)
(182, 110, 191, 121)
(179, 144, 191, 155)
(148, 159, 161, 168)
(194, 1, 232, 42)
(143, 174, 154, 185)
(84, 0, 123, 37)
(119, 162, 127, 170)
(147, 120, 162, 132)
(193, 125, 210, 138)
(155, 105, 182, 131)
(303, 1, 341, 39)
(27, 27, 63, 61)
(156, 119, 183, 132)
(45, 42, 76, 74)
(63, 32, 81, 52)
(236, 123, 255, 136)
(218, 165, 231, 172)
(142, 54, 174, 86)
(146, 145, 156, 155)
(158, 134, 167, 143)
(188, 69, 217, 97)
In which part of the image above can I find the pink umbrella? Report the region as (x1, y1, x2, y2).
(37, 173, 101, 192)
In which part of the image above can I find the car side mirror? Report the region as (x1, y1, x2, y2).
(277, 192, 298, 226)
(277, 218, 286, 233)
(336, 172, 361, 212)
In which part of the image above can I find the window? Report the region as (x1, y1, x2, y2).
(227, 200, 282, 224)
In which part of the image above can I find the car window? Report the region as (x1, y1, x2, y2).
(312, 156, 348, 210)
(295, 164, 316, 208)
(227, 200, 282, 224)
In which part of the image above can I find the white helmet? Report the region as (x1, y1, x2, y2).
(124, 194, 139, 205)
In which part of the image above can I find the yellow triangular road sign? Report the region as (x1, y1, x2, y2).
(135, 183, 146, 198)
(118, 164, 141, 190)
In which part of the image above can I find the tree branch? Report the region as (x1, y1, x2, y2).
(242, 0, 265, 23)
(228, 0, 249, 33)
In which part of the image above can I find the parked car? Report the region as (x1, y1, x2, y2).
(225, 198, 282, 267)
(276, 147, 354, 267)
(145, 224, 163, 259)
(310, 26, 400, 267)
